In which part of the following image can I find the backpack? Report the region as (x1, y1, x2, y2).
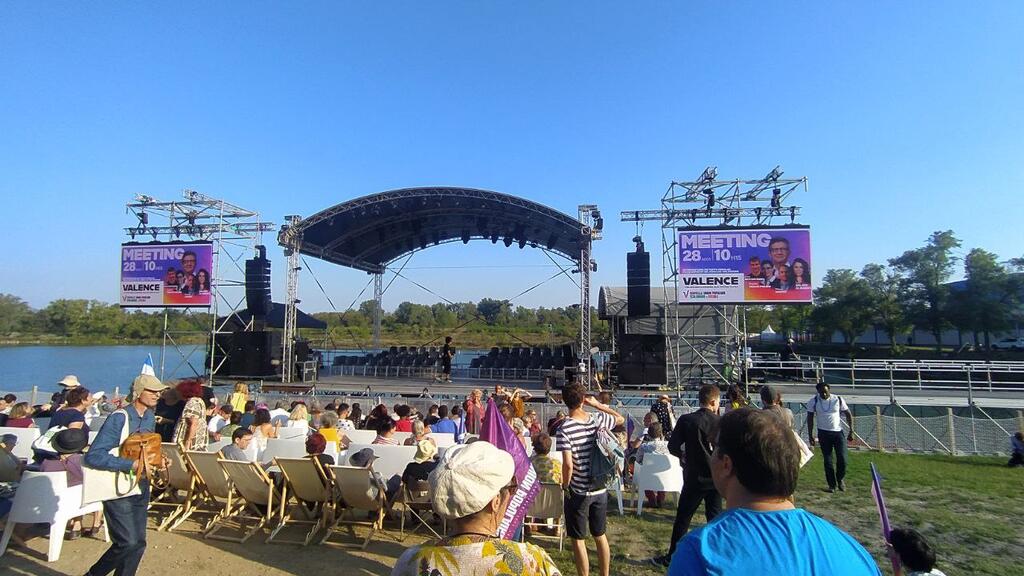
(589, 426, 625, 490)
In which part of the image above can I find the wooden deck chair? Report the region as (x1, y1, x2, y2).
(209, 459, 281, 543)
(150, 444, 194, 530)
(186, 451, 243, 535)
(269, 457, 335, 545)
(322, 465, 387, 549)
(396, 479, 443, 540)
(522, 483, 564, 550)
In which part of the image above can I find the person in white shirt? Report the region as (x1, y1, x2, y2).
(806, 383, 853, 493)
(207, 405, 233, 440)
(287, 404, 310, 433)
(269, 400, 290, 427)
(336, 402, 355, 431)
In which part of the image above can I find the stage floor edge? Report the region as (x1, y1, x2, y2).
(260, 374, 550, 397)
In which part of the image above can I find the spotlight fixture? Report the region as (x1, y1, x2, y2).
(490, 232, 499, 244)
(704, 190, 715, 210)
(789, 206, 797, 223)
(503, 235, 514, 248)
(517, 238, 527, 249)
(700, 166, 718, 183)
(461, 230, 471, 244)
(765, 166, 783, 182)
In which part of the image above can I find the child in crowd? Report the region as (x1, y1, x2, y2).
(887, 527, 947, 576)
(530, 433, 561, 485)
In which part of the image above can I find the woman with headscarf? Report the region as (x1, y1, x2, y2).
(172, 378, 209, 451)
(390, 441, 562, 576)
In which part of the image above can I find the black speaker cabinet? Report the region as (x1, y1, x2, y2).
(245, 257, 272, 316)
(626, 249, 651, 317)
(228, 330, 281, 377)
(615, 334, 666, 386)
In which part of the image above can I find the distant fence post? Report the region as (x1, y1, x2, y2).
(849, 364, 856, 389)
(30, 386, 38, 406)
(1018, 410, 1023, 434)
(916, 362, 922, 390)
(875, 406, 884, 452)
(887, 363, 895, 405)
(986, 365, 993, 392)
(947, 407, 956, 455)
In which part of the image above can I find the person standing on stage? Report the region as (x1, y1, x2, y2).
(651, 384, 722, 568)
(807, 383, 853, 493)
(83, 374, 168, 576)
(441, 335, 454, 383)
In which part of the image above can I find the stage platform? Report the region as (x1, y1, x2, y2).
(260, 373, 550, 399)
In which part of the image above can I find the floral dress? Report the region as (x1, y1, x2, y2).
(391, 535, 562, 576)
(172, 397, 208, 451)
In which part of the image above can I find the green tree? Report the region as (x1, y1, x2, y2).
(889, 230, 961, 352)
(0, 294, 33, 334)
(810, 269, 874, 352)
(960, 249, 1018, 349)
(477, 298, 510, 325)
(861, 263, 913, 353)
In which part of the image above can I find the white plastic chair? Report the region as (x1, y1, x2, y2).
(0, 471, 108, 562)
(0, 426, 40, 460)
(277, 427, 307, 441)
(523, 483, 565, 550)
(342, 444, 417, 481)
(391, 431, 414, 444)
(344, 430, 376, 444)
(633, 453, 684, 516)
(207, 439, 231, 454)
(428, 432, 455, 448)
(260, 439, 307, 465)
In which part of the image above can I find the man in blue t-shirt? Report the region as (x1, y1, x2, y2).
(668, 408, 880, 576)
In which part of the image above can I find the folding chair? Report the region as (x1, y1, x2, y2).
(209, 459, 281, 543)
(151, 443, 194, 530)
(522, 482, 564, 551)
(395, 479, 443, 540)
(185, 451, 243, 535)
(269, 457, 335, 545)
(323, 465, 387, 549)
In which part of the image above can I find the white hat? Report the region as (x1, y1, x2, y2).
(58, 375, 81, 388)
(429, 441, 514, 519)
(413, 439, 438, 463)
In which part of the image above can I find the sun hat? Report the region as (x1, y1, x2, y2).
(58, 375, 81, 388)
(349, 447, 377, 468)
(52, 428, 88, 454)
(413, 439, 438, 463)
(1, 434, 17, 447)
(429, 440, 514, 519)
(132, 374, 168, 397)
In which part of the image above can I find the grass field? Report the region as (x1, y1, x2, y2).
(540, 450, 1023, 575)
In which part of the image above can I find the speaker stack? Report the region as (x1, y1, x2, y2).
(626, 245, 650, 317)
(245, 245, 272, 316)
(615, 334, 667, 387)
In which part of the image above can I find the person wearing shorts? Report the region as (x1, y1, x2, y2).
(556, 381, 624, 576)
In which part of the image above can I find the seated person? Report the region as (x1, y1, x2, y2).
(218, 411, 243, 441)
(373, 419, 400, 445)
(403, 419, 435, 447)
(667, 408, 880, 575)
(401, 439, 439, 487)
(887, 527, 947, 576)
(529, 433, 561, 485)
(336, 403, 356, 431)
(40, 428, 99, 538)
(4, 402, 35, 428)
(391, 441, 562, 576)
(1008, 431, 1024, 468)
(0, 434, 23, 482)
(431, 405, 459, 435)
(637, 422, 670, 508)
(220, 427, 255, 461)
(349, 447, 400, 502)
(393, 405, 414, 433)
(317, 411, 349, 451)
(207, 405, 233, 441)
(305, 433, 335, 469)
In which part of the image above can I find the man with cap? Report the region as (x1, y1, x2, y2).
(391, 441, 563, 576)
(83, 373, 168, 576)
(50, 374, 82, 408)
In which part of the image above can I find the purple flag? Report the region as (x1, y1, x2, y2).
(871, 462, 899, 573)
(480, 398, 540, 539)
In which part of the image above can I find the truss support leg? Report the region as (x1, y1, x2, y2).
(282, 216, 302, 384)
(373, 273, 383, 350)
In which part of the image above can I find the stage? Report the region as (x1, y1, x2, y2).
(259, 373, 551, 399)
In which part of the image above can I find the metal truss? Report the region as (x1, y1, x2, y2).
(578, 204, 602, 386)
(280, 216, 302, 384)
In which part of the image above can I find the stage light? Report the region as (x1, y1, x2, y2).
(689, 209, 698, 221)
(173, 226, 181, 238)
(704, 190, 715, 210)
(137, 211, 148, 226)
(701, 166, 718, 183)
(790, 206, 796, 222)
(765, 166, 783, 182)
(461, 230, 471, 244)
(771, 188, 782, 215)
(150, 230, 158, 240)
(755, 207, 763, 221)
(518, 238, 527, 249)
(490, 232, 499, 243)
(503, 235, 514, 248)
(594, 216, 604, 231)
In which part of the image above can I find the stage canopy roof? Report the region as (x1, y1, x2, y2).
(280, 187, 586, 274)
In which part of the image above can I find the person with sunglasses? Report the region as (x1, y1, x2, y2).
(391, 441, 563, 576)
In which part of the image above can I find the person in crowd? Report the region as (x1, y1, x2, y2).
(250, 407, 280, 456)
(172, 379, 209, 451)
(650, 384, 722, 568)
(746, 256, 763, 281)
(363, 404, 390, 432)
(1007, 431, 1023, 467)
(404, 419, 435, 447)
(887, 526, 947, 576)
(667, 408, 880, 575)
(423, 404, 441, 426)
(547, 410, 566, 437)
(722, 384, 749, 414)
(349, 403, 363, 429)
(51, 374, 82, 409)
(791, 258, 811, 286)
(806, 382, 853, 492)
(4, 402, 34, 428)
(637, 422, 671, 509)
(760, 385, 794, 428)
(401, 439, 439, 487)
(651, 395, 675, 437)
(207, 404, 233, 441)
(308, 402, 324, 430)
(84, 373, 169, 576)
(269, 400, 291, 427)
(0, 434, 23, 482)
(228, 382, 249, 412)
(238, 400, 257, 429)
(317, 410, 349, 451)
(497, 403, 529, 448)
(41, 428, 99, 539)
(336, 402, 355, 431)
(0, 394, 15, 415)
(49, 386, 92, 434)
(391, 403, 402, 421)
(761, 261, 776, 285)
(464, 388, 484, 434)
(154, 387, 183, 442)
(531, 433, 561, 485)
(220, 427, 253, 461)
(287, 403, 310, 433)
(429, 405, 454, 435)
(556, 382, 624, 576)
(394, 404, 414, 433)
(391, 441, 562, 576)
(373, 419, 400, 445)
(218, 410, 243, 440)
(347, 447, 398, 501)
(523, 409, 542, 437)
(305, 432, 335, 469)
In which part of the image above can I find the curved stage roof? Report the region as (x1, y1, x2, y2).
(281, 187, 585, 274)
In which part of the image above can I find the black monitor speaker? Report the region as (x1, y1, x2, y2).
(626, 248, 651, 316)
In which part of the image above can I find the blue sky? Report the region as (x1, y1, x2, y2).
(2, 2, 1022, 312)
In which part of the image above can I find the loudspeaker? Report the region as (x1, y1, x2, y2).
(615, 334, 666, 386)
(228, 330, 281, 377)
(245, 256, 272, 316)
(626, 249, 650, 317)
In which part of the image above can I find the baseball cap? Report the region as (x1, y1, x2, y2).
(429, 441, 514, 519)
(132, 374, 168, 396)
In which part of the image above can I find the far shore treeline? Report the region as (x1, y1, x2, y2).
(2, 230, 1021, 353)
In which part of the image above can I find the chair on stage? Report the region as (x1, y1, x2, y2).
(323, 465, 388, 549)
(269, 457, 335, 545)
(209, 459, 281, 543)
(633, 453, 684, 516)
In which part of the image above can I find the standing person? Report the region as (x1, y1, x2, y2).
(651, 384, 722, 568)
(172, 380, 209, 451)
(154, 388, 183, 442)
(667, 409, 880, 575)
(555, 382, 624, 576)
(228, 382, 249, 412)
(806, 383, 853, 492)
(780, 337, 800, 379)
(463, 389, 484, 435)
(759, 385, 794, 428)
(441, 335, 454, 383)
(83, 374, 168, 576)
(651, 395, 675, 435)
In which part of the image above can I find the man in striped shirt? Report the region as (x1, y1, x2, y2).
(555, 381, 625, 576)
